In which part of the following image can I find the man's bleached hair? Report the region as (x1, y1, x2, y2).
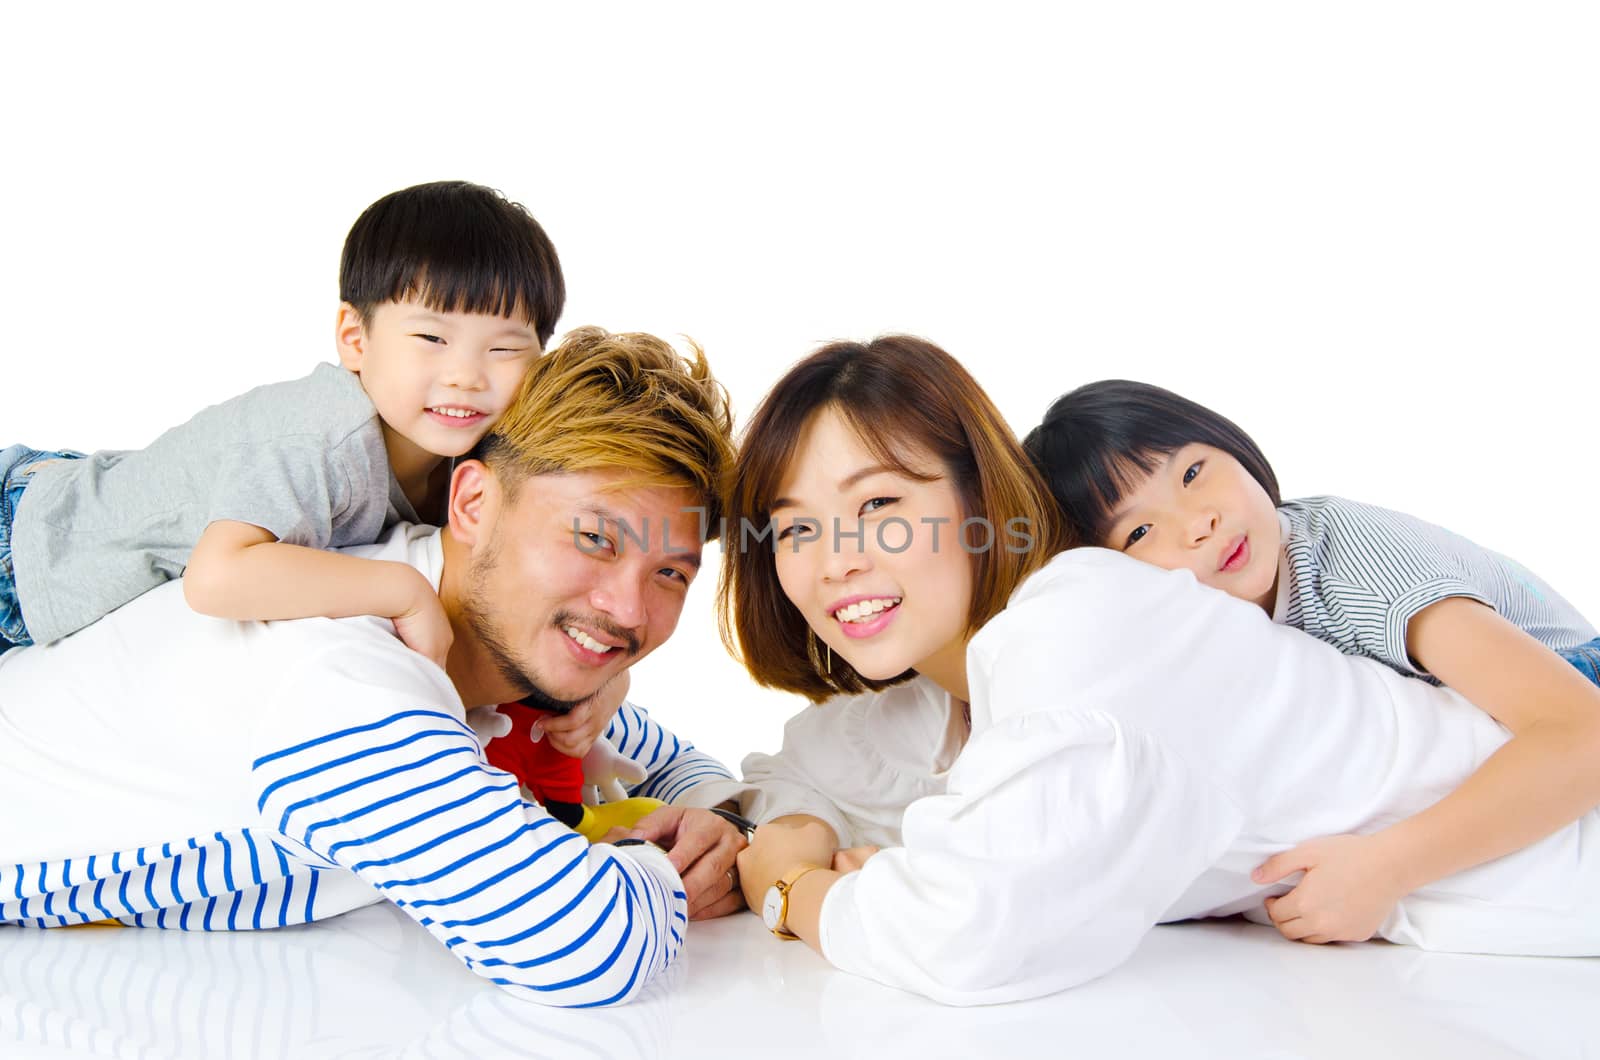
(472, 326, 734, 537)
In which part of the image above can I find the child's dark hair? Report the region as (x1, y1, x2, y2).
(1022, 379, 1282, 546)
(339, 180, 565, 348)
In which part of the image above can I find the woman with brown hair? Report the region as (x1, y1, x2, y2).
(720, 334, 1071, 998)
(720, 335, 1600, 1006)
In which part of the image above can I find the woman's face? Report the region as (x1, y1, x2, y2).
(769, 407, 974, 695)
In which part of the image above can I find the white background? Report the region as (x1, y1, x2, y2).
(4, 3, 1596, 770)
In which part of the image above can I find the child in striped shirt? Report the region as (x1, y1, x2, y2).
(1023, 379, 1600, 945)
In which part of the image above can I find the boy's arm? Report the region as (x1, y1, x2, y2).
(184, 519, 452, 667)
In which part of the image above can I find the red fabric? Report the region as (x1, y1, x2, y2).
(483, 701, 585, 806)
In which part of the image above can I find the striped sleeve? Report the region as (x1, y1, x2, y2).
(251, 708, 687, 1007)
(604, 701, 736, 805)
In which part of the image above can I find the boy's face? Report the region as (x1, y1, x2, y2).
(336, 299, 539, 461)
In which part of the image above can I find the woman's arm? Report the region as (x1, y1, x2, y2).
(740, 711, 1243, 1005)
(183, 519, 452, 667)
(1256, 597, 1600, 941)
(738, 688, 933, 845)
(735, 814, 841, 950)
(759, 843, 881, 945)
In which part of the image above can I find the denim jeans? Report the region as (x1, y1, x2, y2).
(1, 445, 85, 652)
(1561, 636, 1600, 688)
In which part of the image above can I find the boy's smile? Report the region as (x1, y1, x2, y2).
(425, 405, 491, 429)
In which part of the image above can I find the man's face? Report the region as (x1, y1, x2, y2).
(457, 467, 706, 709)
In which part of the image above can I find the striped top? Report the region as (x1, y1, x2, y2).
(0, 524, 733, 1008)
(1275, 496, 1596, 681)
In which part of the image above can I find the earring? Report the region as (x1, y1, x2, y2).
(810, 629, 833, 676)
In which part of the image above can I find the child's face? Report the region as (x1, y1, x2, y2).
(1101, 443, 1281, 612)
(769, 407, 974, 697)
(337, 299, 540, 460)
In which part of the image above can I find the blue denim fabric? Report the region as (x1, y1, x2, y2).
(1, 445, 85, 652)
(1560, 635, 1600, 688)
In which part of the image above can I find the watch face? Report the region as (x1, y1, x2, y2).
(762, 885, 784, 932)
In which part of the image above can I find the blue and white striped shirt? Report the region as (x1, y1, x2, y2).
(0, 525, 731, 1007)
(1276, 496, 1596, 680)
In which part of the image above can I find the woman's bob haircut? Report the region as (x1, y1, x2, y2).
(718, 335, 1069, 702)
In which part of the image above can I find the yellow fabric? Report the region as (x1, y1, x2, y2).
(574, 797, 666, 842)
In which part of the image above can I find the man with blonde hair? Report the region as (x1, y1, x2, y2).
(0, 328, 739, 1008)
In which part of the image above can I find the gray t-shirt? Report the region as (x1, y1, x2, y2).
(1275, 495, 1596, 682)
(12, 363, 421, 644)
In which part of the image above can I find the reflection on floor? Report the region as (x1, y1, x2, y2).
(3, 902, 1597, 1058)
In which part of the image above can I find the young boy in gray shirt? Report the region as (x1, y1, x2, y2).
(0, 180, 565, 667)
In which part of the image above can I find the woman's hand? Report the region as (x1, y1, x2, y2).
(1254, 833, 1405, 944)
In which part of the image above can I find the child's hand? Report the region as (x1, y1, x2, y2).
(538, 672, 630, 759)
(391, 579, 454, 671)
(1254, 833, 1406, 944)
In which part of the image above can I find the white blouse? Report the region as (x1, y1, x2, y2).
(739, 547, 1600, 1005)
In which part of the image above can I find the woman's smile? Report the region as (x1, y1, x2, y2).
(832, 596, 902, 638)
(772, 407, 974, 688)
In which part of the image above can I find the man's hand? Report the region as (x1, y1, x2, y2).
(391, 578, 454, 672)
(537, 672, 630, 758)
(612, 806, 747, 920)
(1255, 833, 1406, 944)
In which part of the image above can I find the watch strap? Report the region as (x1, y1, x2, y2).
(771, 863, 825, 940)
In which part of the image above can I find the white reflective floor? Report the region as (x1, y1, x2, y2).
(3, 903, 1596, 1059)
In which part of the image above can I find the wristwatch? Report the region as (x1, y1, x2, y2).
(762, 864, 824, 940)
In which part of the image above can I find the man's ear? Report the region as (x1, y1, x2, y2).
(334, 303, 367, 372)
(447, 459, 498, 549)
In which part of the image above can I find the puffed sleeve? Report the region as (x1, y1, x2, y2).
(740, 681, 952, 849)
